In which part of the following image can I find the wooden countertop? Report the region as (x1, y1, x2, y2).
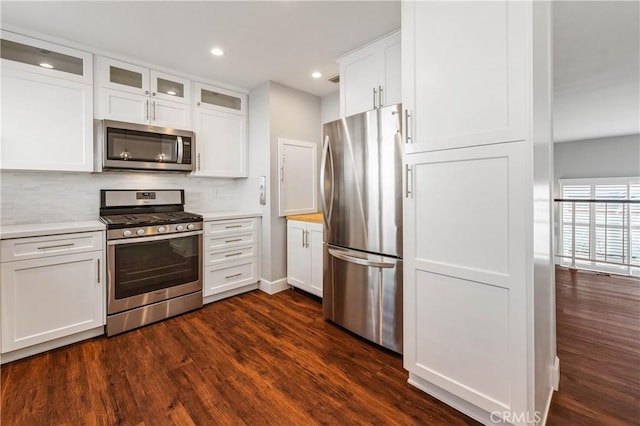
(286, 213, 323, 224)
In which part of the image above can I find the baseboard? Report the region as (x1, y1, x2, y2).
(540, 386, 555, 426)
(203, 283, 259, 304)
(408, 373, 495, 425)
(1, 326, 104, 364)
(258, 277, 289, 295)
(551, 356, 560, 390)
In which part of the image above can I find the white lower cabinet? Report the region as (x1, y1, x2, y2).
(286, 220, 322, 297)
(203, 217, 259, 303)
(0, 231, 105, 360)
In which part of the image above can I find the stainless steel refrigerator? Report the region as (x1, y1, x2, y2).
(321, 103, 403, 354)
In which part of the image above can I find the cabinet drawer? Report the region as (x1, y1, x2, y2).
(205, 232, 255, 251)
(205, 218, 256, 236)
(204, 259, 257, 296)
(206, 244, 256, 266)
(1, 231, 103, 262)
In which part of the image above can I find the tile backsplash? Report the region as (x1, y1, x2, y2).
(0, 171, 237, 225)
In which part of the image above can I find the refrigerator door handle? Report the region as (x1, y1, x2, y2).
(328, 248, 396, 269)
(320, 135, 334, 229)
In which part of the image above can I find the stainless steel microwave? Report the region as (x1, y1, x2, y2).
(96, 120, 194, 172)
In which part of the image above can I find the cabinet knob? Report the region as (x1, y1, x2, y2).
(152, 92, 156, 96)
(144, 90, 149, 95)
(197, 102, 201, 106)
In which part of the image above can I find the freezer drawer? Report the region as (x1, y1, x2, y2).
(323, 244, 403, 353)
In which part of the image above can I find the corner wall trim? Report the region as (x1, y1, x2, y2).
(259, 277, 289, 295)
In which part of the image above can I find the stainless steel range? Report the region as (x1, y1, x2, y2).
(100, 189, 203, 336)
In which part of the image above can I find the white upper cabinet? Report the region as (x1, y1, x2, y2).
(193, 82, 248, 178)
(96, 56, 192, 129)
(278, 138, 318, 217)
(0, 30, 94, 172)
(339, 31, 401, 117)
(402, 1, 526, 154)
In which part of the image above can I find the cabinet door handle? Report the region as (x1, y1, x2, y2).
(225, 238, 243, 243)
(405, 109, 412, 144)
(197, 153, 201, 171)
(37, 243, 74, 250)
(97, 258, 101, 284)
(372, 87, 378, 109)
(225, 224, 243, 229)
(378, 85, 383, 107)
(145, 100, 149, 120)
(280, 165, 285, 182)
(225, 252, 243, 258)
(225, 273, 242, 279)
(405, 164, 413, 198)
(152, 101, 156, 121)
(305, 230, 310, 248)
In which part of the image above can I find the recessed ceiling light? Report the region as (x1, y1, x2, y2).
(311, 71, 322, 79)
(210, 48, 224, 56)
(167, 90, 177, 96)
(39, 62, 54, 69)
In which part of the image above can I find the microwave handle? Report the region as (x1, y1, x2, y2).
(176, 136, 184, 164)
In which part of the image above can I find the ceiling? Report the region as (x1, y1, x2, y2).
(2, 1, 637, 143)
(0, 1, 400, 97)
(553, 1, 639, 142)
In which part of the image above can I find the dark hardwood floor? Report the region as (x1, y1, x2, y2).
(2, 268, 638, 425)
(0, 289, 478, 425)
(548, 267, 640, 425)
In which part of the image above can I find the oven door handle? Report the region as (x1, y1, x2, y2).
(107, 230, 203, 245)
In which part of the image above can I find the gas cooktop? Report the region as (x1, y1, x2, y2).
(100, 211, 203, 228)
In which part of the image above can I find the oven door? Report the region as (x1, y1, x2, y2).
(107, 231, 202, 314)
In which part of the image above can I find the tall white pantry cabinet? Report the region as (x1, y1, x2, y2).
(402, 2, 556, 426)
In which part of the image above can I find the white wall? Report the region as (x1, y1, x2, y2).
(321, 90, 340, 124)
(238, 82, 272, 279)
(554, 133, 640, 181)
(240, 81, 321, 284)
(268, 82, 321, 281)
(0, 171, 236, 225)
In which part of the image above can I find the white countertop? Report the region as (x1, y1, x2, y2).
(200, 211, 262, 221)
(0, 220, 106, 240)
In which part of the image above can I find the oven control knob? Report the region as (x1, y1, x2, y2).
(123, 230, 132, 237)
(157, 226, 167, 233)
(176, 224, 185, 231)
(136, 229, 145, 236)
(187, 223, 195, 230)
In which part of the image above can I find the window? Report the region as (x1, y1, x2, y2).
(558, 178, 640, 277)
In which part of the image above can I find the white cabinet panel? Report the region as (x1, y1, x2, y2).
(413, 271, 510, 412)
(1, 250, 104, 353)
(204, 258, 257, 297)
(278, 138, 318, 217)
(341, 50, 379, 117)
(98, 87, 148, 124)
(1, 71, 93, 172)
(153, 98, 191, 130)
(414, 156, 509, 277)
(1, 231, 103, 262)
(339, 31, 401, 117)
(403, 1, 526, 154)
(194, 108, 247, 177)
(286, 220, 322, 297)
